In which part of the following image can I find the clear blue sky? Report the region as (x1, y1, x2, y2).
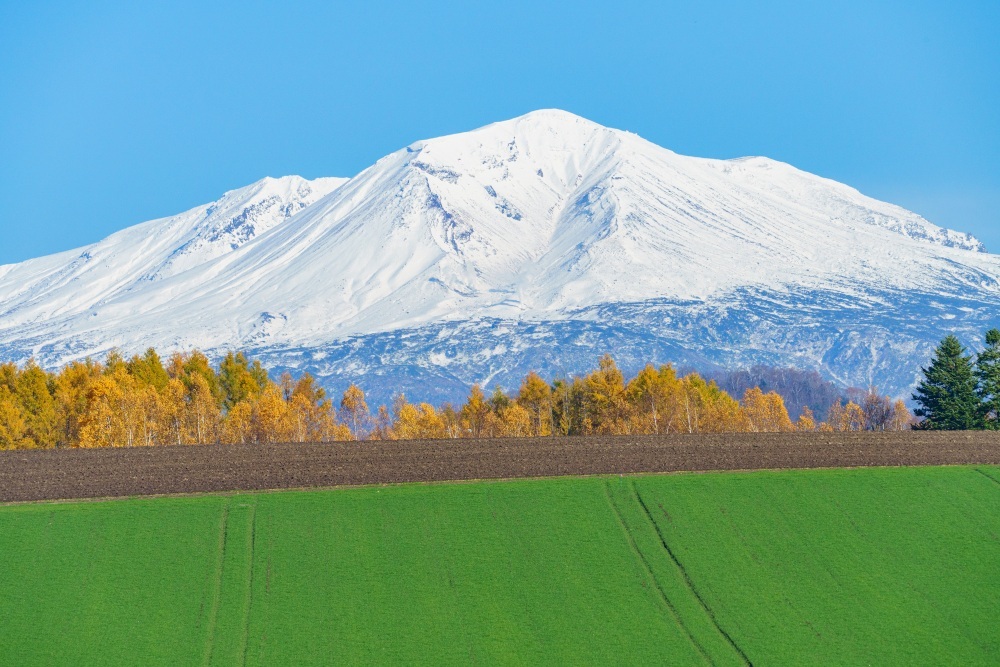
(1, 1, 998, 264)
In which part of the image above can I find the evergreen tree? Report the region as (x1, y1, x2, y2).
(912, 335, 981, 430)
(975, 328, 1000, 429)
(127, 348, 169, 392)
(551, 378, 584, 436)
(15, 360, 58, 447)
(219, 352, 265, 411)
(488, 386, 511, 413)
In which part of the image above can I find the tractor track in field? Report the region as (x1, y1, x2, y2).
(604, 480, 715, 665)
(631, 481, 753, 667)
(2, 431, 1000, 503)
(203, 499, 230, 667)
(975, 467, 1000, 487)
(240, 501, 258, 667)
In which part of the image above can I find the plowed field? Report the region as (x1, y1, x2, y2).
(3, 431, 1000, 502)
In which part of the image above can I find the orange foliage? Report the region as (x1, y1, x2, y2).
(0, 350, 910, 448)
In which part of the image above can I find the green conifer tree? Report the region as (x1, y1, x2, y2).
(912, 335, 982, 430)
(975, 328, 1000, 429)
(219, 352, 265, 411)
(127, 348, 170, 392)
(15, 360, 58, 448)
(179, 351, 225, 406)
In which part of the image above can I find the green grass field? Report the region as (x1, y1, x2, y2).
(2, 466, 999, 665)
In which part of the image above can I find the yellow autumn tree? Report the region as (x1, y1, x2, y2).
(184, 372, 222, 444)
(169, 350, 225, 407)
(19, 361, 58, 447)
(159, 378, 188, 446)
(495, 401, 533, 437)
(827, 400, 866, 432)
(393, 396, 447, 439)
(796, 406, 817, 432)
(626, 364, 687, 434)
(249, 383, 295, 444)
(742, 387, 794, 432)
(460, 384, 490, 438)
(78, 372, 129, 448)
(516, 371, 553, 437)
(218, 383, 295, 445)
(439, 403, 463, 438)
(84, 361, 165, 448)
(889, 400, 912, 431)
(0, 362, 15, 389)
(53, 359, 101, 447)
(681, 374, 746, 433)
(551, 377, 585, 435)
(136, 383, 164, 446)
(0, 386, 32, 450)
(582, 354, 633, 434)
(287, 373, 349, 442)
(677, 374, 706, 433)
(340, 384, 369, 441)
(844, 402, 866, 431)
(221, 400, 254, 444)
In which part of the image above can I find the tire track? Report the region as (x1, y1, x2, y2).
(205, 500, 256, 666)
(240, 500, 258, 667)
(631, 481, 753, 667)
(975, 467, 1000, 488)
(203, 498, 231, 667)
(604, 480, 714, 666)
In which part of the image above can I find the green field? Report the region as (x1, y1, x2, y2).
(2, 466, 999, 665)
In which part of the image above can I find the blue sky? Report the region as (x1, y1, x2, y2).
(1, 1, 997, 264)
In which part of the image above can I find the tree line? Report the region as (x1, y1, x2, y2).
(708, 365, 845, 421)
(0, 349, 912, 450)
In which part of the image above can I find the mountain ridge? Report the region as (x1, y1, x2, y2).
(1, 110, 996, 401)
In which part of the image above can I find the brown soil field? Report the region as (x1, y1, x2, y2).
(2, 431, 1000, 503)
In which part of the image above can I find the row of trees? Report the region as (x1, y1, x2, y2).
(0, 350, 353, 449)
(709, 365, 844, 421)
(913, 329, 1000, 430)
(0, 350, 911, 450)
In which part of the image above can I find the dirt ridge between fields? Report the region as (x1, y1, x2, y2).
(2, 431, 1000, 503)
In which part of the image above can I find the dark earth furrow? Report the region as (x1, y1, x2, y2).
(2, 432, 1000, 503)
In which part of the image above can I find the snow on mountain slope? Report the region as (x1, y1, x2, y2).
(0, 175, 345, 331)
(1, 110, 997, 398)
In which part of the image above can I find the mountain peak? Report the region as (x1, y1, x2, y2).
(505, 108, 600, 126)
(1, 112, 997, 400)
(408, 109, 617, 155)
(483, 108, 614, 140)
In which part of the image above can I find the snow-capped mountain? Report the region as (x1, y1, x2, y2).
(1, 110, 997, 402)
